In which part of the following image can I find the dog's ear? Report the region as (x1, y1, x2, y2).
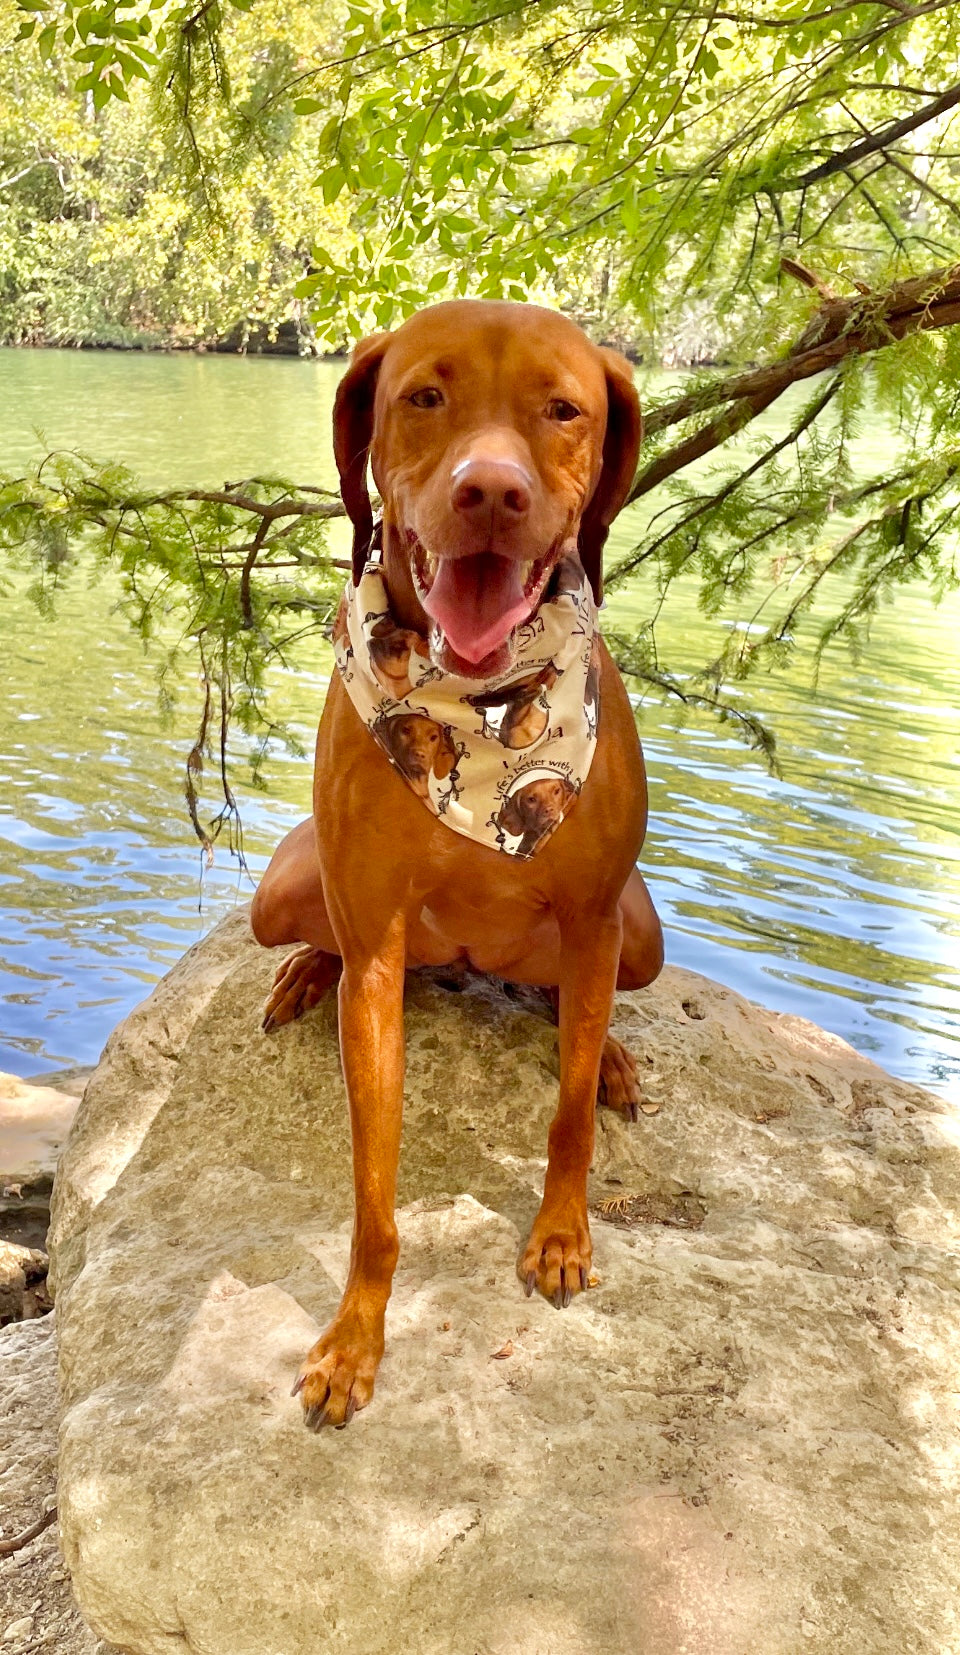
(578, 349, 643, 607)
(498, 793, 527, 835)
(333, 332, 392, 583)
(375, 715, 400, 760)
(434, 727, 457, 780)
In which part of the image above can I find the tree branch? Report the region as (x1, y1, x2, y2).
(630, 385, 784, 502)
(782, 81, 960, 190)
(0, 1507, 56, 1556)
(239, 513, 271, 629)
(638, 258, 960, 496)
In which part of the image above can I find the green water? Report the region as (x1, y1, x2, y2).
(0, 347, 958, 1102)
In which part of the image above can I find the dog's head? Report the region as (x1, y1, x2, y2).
(378, 713, 456, 783)
(497, 774, 576, 848)
(333, 301, 642, 680)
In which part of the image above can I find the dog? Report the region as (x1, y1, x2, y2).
(496, 773, 576, 855)
(375, 711, 457, 805)
(466, 663, 558, 749)
(368, 618, 431, 698)
(251, 300, 664, 1430)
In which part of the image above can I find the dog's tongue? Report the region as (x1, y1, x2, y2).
(422, 553, 530, 666)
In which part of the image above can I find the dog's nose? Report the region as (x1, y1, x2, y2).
(451, 459, 532, 522)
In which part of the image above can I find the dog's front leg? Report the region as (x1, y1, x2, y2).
(518, 911, 622, 1308)
(294, 912, 406, 1430)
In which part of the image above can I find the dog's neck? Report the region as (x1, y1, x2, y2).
(380, 520, 430, 637)
(335, 556, 600, 860)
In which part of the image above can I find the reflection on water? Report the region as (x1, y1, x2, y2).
(0, 348, 957, 1101)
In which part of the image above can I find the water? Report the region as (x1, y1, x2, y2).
(0, 347, 958, 1100)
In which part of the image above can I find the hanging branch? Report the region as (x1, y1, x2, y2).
(639, 257, 960, 476)
(611, 370, 843, 584)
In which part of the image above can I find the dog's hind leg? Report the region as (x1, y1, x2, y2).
(541, 983, 642, 1122)
(250, 816, 343, 1031)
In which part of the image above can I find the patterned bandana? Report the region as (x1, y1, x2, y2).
(333, 553, 600, 858)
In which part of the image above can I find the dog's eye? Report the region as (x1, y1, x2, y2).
(548, 398, 581, 422)
(408, 387, 444, 409)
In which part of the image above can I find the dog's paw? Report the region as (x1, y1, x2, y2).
(292, 1315, 383, 1432)
(262, 945, 341, 1033)
(517, 1203, 592, 1310)
(597, 1033, 641, 1122)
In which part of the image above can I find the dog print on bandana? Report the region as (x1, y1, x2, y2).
(334, 553, 600, 859)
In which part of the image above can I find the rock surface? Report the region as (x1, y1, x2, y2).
(1, 1068, 89, 1322)
(1, 1069, 86, 1258)
(0, 1319, 118, 1654)
(50, 906, 960, 1655)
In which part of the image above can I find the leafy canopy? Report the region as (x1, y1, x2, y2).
(4, 0, 960, 832)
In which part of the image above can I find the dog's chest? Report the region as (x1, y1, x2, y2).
(410, 873, 551, 971)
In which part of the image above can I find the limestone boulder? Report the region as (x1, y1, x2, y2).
(50, 907, 960, 1655)
(1, 1069, 86, 1258)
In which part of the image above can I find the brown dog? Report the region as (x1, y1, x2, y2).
(251, 300, 663, 1431)
(467, 663, 558, 749)
(497, 773, 576, 855)
(368, 619, 431, 698)
(375, 711, 457, 805)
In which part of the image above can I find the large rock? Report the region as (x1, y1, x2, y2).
(0, 1319, 118, 1654)
(1, 1069, 88, 1321)
(1, 1069, 85, 1256)
(49, 907, 960, 1654)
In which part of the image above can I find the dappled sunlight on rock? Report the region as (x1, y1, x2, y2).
(47, 907, 960, 1654)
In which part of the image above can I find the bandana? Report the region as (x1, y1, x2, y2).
(333, 554, 600, 859)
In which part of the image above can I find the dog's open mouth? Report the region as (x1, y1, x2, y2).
(409, 538, 555, 670)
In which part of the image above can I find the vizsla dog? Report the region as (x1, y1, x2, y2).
(467, 663, 558, 748)
(374, 711, 457, 805)
(251, 300, 663, 1431)
(496, 774, 577, 856)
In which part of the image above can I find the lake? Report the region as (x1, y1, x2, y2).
(0, 346, 958, 1102)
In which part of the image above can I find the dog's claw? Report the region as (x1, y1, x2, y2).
(552, 1286, 563, 1310)
(336, 1395, 358, 1430)
(291, 1372, 305, 1397)
(262, 1013, 276, 1035)
(562, 1284, 572, 1308)
(303, 1403, 323, 1430)
(524, 1271, 536, 1298)
(580, 1265, 589, 1292)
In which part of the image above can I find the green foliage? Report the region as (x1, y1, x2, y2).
(3, 0, 960, 806)
(615, 353, 960, 699)
(274, 0, 960, 351)
(0, 0, 360, 347)
(0, 452, 344, 846)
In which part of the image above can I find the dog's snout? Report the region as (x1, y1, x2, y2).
(451, 459, 532, 523)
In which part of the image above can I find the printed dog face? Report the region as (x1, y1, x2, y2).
(466, 663, 559, 751)
(368, 620, 429, 699)
(497, 773, 577, 855)
(377, 713, 457, 801)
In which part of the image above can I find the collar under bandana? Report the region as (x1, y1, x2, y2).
(333, 553, 600, 858)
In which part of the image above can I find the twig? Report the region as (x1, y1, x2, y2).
(0, 1507, 56, 1556)
(239, 514, 271, 629)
